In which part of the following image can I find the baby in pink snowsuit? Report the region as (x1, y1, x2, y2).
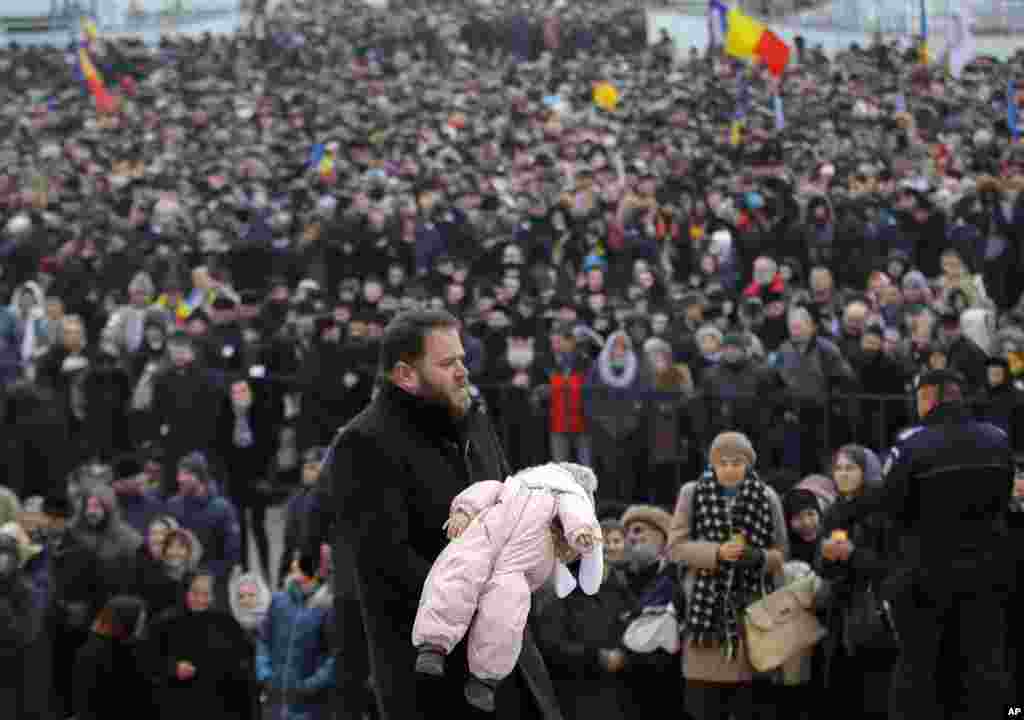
(412, 462, 603, 712)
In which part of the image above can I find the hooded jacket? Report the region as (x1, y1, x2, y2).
(585, 330, 652, 436)
(256, 579, 336, 720)
(67, 483, 144, 599)
(167, 478, 242, 583)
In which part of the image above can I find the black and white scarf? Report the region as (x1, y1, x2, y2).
(686, 469, 775, 659)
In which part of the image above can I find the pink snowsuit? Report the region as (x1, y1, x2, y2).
(412, 464, 602, 682)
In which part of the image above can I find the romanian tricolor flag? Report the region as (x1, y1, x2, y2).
(723, 6, 790, 78)
(78, 46, 117, 114)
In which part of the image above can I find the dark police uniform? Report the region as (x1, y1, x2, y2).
(837, 370, 1015, 719)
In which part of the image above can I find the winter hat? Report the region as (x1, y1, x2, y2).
(901, 270, 928, 291)
(620, 504, 673, 542)
(296, 547, 321, 579)
(695, 324, 723, 347)
(709, 430, 757, 466)
(783, 488, 820, 522)
(21, 496, 44, 515)
(43, 494, 72, 519)
(642, 337, 673, 357)
(128, 271, 155, 297)
(178, 451, 210, 484)
(597, 500, 630, 524)
(114, 454, 145, 480)
(600, 518, 625, 537)
(303, 446, 330, 465)
(721, 333, 746, 349)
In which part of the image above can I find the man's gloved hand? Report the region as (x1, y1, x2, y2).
(734, 546, 765, 569)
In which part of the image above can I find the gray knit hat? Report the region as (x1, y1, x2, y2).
(901, 270, 928, 291)
(709, 431, 757, 466)
(695, 324, 724, 347)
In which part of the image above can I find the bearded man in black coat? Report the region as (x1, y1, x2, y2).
(307, 309, 563, 720)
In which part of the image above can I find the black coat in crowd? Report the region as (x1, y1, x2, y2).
(310, 381, 563, 720)
(535, 568, 635, 720)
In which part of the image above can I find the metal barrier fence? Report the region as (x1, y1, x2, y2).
(477, 385, 1016, 505)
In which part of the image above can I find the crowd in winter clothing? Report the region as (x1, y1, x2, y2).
(2, 0, 1024, 716)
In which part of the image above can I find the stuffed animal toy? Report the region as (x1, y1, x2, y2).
(412, 462, 603, 712)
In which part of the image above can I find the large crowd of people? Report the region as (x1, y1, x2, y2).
(1, 0, 1024, 716)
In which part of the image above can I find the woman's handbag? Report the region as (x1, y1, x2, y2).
(743, 573, 827, 672)
(843, 583, 899, 653)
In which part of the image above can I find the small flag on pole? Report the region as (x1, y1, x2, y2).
(1009, 77, 1019, 144)
(731, 71, 750, 146)
(918, 0, 929, 65)
(78, 46, 117, 114)
(709, 0, 728, 47)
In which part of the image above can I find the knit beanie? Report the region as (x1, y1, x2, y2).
(783, 488, 820, 522)
(901, 270, 928, 291)
(708, 430, 757, 466)
(695, 324, 724, 347)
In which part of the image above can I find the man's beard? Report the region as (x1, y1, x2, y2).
(420, 377, 471, 419)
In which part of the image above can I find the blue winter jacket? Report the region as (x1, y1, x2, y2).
(166, 481, 241, 583)
(256, 581, 336, 720)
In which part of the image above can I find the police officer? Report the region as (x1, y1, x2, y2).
(829, 369, 1014, 719)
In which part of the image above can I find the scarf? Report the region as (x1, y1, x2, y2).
(685, 470, 775, 660)
(233, 407, 254, 448)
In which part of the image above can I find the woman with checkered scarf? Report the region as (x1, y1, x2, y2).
(667, 432, 788, 720)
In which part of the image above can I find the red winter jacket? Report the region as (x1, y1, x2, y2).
(549, 372, 586, 434)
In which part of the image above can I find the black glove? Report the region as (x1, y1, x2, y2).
(734, 546, 765, 569)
